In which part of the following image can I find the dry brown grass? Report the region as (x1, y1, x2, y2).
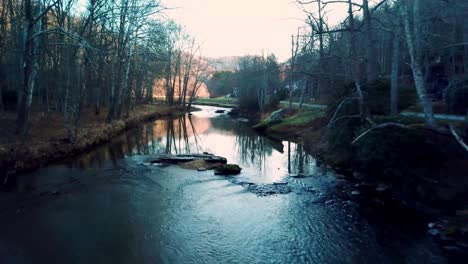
(0, 104, 182, 177)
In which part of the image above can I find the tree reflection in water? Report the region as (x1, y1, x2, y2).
(66, 115, 203, 168)
(65, 112, 314, 177)
(165, 115, 203, 154)
(289, 142, 312, 175)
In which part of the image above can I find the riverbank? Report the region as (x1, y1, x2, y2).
(0, 104, 185, 182)
(252, 107, 468, 253)
(0, 104, 460, 262)
(194, 97, 237, 108)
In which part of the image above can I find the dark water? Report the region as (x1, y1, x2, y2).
(0, 105, 449, 263)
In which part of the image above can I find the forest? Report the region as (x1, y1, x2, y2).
(208, 0, 468, 122)
(205, 1, 468, 248)
(0, 0, 209, 139)
(0, 0, 467, 262)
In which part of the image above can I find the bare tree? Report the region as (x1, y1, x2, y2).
(17, 0, 57, 134)
(400, 0, 437, 127)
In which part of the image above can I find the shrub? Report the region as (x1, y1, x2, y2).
(266, 94, 280, 110)
(326, 80, 418, 117)
(2, 89, 18, 111)
(238, 92, 259, 111)
(354, 127, 443, 180)
(326, 82, 359, 118)
(444, 79, 468, 115)
(363, 79, 417, 115)
(275, 88, 289, 101)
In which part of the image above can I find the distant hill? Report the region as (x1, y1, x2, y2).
(204, 56, 240, 72)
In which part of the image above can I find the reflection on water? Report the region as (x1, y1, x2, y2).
(67, 105, 320, 183)
(0, 105, 448, 263)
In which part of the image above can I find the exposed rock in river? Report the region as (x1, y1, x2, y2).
(267, 109, 286, 123)
(252, 109, 286, 131)
(149, 153, 228, 171)
(151, 154, 227, 164)
(214, 164, 242, 175)
(180, 160, 223, 170)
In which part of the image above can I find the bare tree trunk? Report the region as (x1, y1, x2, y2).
(107, 50, 117, 122)
(299, 80, 306, 109)
(181, 43, 195, 108)
(176, 51, 182, 105)
(316, 0, 325, 98)
(401, 0, 437, 127)
(363, 0, 379, 82)
(348, 0, 365, 119)
(165, 49, 172, 105)
(289, 34, 295, 110)
(390, 30, 400, 115)
(169, 51, 179, 106)
(118, 44, 132, 117)
(16, 0, 41, 135)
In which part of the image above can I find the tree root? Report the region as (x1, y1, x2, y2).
(449, 124, 468, 153)
(351, 122, 409, 145)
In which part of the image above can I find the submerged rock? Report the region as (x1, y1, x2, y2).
(231, 179, 291, 196)
(215, 110, 225, 113)
(246, 183, 292, 196)
(290, 173, 308, 178)
(214, 164, 242, 175)
(273, 182, 288, 185)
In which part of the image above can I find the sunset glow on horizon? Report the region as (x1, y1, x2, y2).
(165, 0, 308, 61)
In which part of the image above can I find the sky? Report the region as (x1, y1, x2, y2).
(164, 0, 314, 61)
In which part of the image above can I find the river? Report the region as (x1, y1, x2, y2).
(0, 105, 449, 263)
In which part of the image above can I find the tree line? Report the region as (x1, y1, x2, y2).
(0, 0, 207, 138)
(289, 0, 467, 126)
(207, 54, 283, 112)
(205, 0, 467, 127)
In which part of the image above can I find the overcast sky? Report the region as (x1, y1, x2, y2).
(164, 0, 317, 61)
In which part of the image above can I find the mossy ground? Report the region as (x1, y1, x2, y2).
(271, 109, 324, 128)
(255, 108, 326, 140)
(194, 97, 238, 108)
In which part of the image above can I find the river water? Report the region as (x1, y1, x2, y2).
(0, 105, 449, 263)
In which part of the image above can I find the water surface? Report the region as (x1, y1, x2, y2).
(0, 105, 447, 263)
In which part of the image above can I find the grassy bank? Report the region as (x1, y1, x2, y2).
(253, 107, 468, 247)
(194, 97, 238, 108)
(0, 104, 184, 180)
(255, 109, 468, 206)
(253, 108, 326, 141)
